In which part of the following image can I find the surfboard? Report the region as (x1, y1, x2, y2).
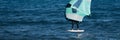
(68, 29, 84, 32)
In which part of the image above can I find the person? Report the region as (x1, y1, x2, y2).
(65, 0, 91, 30)
(65, 3, 81, 30)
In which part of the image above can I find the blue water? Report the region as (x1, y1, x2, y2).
(0, 0, 120, 40)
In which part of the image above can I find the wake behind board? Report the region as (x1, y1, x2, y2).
(68, 30, 84, 32)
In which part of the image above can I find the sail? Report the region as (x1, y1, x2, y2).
(66, 0, 92, 22)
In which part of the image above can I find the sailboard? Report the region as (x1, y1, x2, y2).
(65, 0, 92, 32)
(68, 29, 84, 32)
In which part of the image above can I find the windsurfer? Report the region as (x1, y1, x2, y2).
(66, 3, 80, 30)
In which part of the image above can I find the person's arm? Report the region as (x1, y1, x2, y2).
(66, 3, 71, 8)
(66, 3, 72, 13)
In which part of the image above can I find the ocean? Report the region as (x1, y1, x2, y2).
(0, 0, 120, 40)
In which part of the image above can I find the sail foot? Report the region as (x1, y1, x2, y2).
(66, 13, 84, 22)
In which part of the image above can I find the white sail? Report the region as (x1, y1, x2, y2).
(66, 0, 92, 22)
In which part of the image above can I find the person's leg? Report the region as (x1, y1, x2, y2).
(74, 21, 79, 30)
(71, 21, 74, 30)
(76, 22, 79, 30)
